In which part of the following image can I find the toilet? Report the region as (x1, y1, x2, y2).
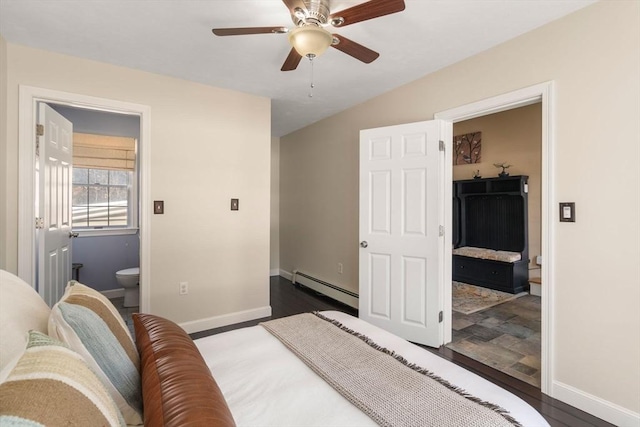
(116, 267, 139, 308)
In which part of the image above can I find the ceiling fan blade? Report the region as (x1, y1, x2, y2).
(331, 35, 379, 64)
(329, 0, 405, 27)
(281, 48, 303, 71)
(212, 27, 287, 36)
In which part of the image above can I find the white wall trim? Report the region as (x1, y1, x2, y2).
(291, 269, 358, 309)
(179, 306, 272, 334)
(269, 268, 280, 276)
(434, 81, 555, 396)
(552, 381, 640, 427)
(279, 269, 293, 281)
(17, 86, 152, 313)
(440, 120, 453, 344)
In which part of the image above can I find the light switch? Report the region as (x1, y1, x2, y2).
(231, 198, 239, 211)
(559, 202, 575, 222)
(154, 200, 164, 214)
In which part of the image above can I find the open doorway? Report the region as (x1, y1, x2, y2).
(447, 103, 542, 387)
(435, 81, 554, 394)
(17, 86, 151, 315)
(45, 104, 141, 330)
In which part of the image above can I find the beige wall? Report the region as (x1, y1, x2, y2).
(453, 104, 542, 274)
(1, 42, 271, 325)
(280, 0, 639, 418)
(270, 137, 280, 274)
(0, 37, 8, 271)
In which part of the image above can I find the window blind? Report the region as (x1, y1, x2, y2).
(73, 132, 136, 171)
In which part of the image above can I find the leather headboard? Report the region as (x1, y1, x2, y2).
(133, 313, 236, 427)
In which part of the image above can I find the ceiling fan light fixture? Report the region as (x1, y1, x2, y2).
(288, 25, 333, 58)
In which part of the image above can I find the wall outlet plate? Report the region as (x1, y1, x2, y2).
(231, 198, 239, 211)
(179, 282, 188, 295)
(154, 200, 164, 214)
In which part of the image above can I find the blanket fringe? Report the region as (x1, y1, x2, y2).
(312, 312, 524, 427)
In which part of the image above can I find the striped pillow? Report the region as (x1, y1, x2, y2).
(49, 283, 143, 425)
(0, 331, 125, 426)
(58, 281, 139, 370)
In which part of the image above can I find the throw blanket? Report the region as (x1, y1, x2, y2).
(261, 313, 522, 427)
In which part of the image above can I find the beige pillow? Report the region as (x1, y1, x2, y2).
(0, 269, 50, 372)
(0, 330, 125, 426)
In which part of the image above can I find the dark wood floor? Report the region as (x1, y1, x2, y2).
(191, 276, 613, 427)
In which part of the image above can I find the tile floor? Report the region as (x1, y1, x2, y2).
(109, 297, 138, 338)
(447, 293, 542, 387)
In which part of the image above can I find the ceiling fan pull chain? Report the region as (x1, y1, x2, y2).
(308, 55, 315, 98)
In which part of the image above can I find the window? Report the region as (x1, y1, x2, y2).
(71, 132, 137, 232)
(72, 168, 132, 228)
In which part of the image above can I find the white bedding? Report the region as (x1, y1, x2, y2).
(195, 311, 549, 427)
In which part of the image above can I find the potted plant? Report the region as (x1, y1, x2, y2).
(493, 162, 511, 178)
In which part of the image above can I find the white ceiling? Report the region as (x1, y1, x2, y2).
(0, 0, 595, 136)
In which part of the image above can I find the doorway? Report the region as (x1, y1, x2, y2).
(17, 85, 152, 313)
(47, 104, 141, 322)
(447, 103, 542, 387)
(435, 81, 555, 394)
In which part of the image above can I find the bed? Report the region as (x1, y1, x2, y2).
(0, 269, 549, 426)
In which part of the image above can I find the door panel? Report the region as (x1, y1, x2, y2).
(402, 255, 426, 326)
(369, 252, 391, 319)
(370, 171, 391, 234)
(403, 168, 426, 236)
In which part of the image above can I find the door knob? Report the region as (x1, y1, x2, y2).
(360, 241, 368, 248)
(69, 232, 79, 238)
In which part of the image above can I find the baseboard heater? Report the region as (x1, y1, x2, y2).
(292, 270, 358, 309)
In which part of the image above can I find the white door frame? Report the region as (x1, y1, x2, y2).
(434, 81, 555, 396)
(18, 85, 152, 314)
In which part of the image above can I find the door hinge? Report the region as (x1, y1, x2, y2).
(439, 140, 445, 152)
(439, 225, 444, 236)
(35, 124, 43, 157)
(35, 217, 44, 229)
(438, 311, 443, 323)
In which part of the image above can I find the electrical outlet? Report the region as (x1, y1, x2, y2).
(338, 263, 343, 274)
(179, 282, 188, 295)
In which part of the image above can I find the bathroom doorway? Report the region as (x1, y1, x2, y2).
(17, 86, 151, 315)
(49, 105, 140, 287)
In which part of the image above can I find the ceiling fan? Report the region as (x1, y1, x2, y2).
(212, 0, 406, 71)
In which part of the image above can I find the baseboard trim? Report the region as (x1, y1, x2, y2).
(279, 269, 293, 281)
(278, 269, 359, 308)
(101, 288, 124, 299)
(552, 380, 640, 427)
(269, 268, 280, 277)
(178, 306, 272, 334)
(292, 270, 358, 309)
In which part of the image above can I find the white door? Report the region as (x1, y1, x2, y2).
(359, 120, 451, 347)
(37, 103, 73, 307)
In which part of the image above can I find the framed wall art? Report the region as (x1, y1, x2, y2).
(453, 131, 481, 165)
